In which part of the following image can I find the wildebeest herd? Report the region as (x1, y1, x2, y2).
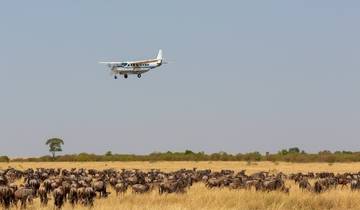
(1, 167, 360, 209)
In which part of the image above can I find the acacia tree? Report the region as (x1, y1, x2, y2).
(45, 138, 64, 159)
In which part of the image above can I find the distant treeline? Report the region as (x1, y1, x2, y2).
(3, 148, 360, 163)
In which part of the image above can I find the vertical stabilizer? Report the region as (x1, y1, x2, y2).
(156, 49, 163, 60)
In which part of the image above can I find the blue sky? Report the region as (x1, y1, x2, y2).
(0, 1, 359, 157)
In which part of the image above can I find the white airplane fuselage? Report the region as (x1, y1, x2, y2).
(112, 59, 162, 75)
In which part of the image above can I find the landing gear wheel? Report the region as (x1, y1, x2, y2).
(137, 74, 141, 78)
(124, 74, 128, 79)
(114, 75, 118, 79)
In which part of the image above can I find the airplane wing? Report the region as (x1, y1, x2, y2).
(99, 62, 124, 65)
(99, 62, 128, 69)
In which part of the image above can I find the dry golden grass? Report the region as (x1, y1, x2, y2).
(2, 161, 360, 210)
(15, 183, 360, 210)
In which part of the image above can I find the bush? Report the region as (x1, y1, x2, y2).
(0, 156, 9, 162)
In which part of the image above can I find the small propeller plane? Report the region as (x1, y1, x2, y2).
(100, 50, 165, 79)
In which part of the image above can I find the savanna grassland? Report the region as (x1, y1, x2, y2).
(2, 161, 360, 210)
(3, 161, 360, 173)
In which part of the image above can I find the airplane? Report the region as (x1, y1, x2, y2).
(99, 50, 165, 79)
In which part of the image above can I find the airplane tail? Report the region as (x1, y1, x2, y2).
(156, 49, 163, 60)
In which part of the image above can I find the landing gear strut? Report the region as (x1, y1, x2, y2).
(137, 74, 141, 78)
(124, 74, 128, 79)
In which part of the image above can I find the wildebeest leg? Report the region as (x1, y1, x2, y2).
(27, 196, 33, 204)
(102, 189, 109, 197)
(3, 196, 11, 209)
(13, 198, 18, 207)
(21, 198, 26, 209)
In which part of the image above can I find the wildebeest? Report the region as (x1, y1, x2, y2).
(68, 187, 78, 206)
(53, 187, 65, 209)
(115, 182, 128, 195)
(159, 180, 186, 194)
(206, 177, 228, 188)
(0, 186, 13, 208)
(351, 179, 360, 190)
(27, 179, 40, 196)
(38, 185, 48, 205)
(14, 188, 33, 208)
(83, 187, 96, 206)
(5, 166, 360, 210)
(132, 184, 150, 193)
(314, 180, 325, 193)
(255, 178, 285, 192)
(298, 179, 312, 191)
(92, 180, 108, 197)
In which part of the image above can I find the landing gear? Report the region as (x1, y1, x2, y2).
(137, 74, 141, 78)
(124, 74, 128, 79)
(114, 75, 118, 79)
